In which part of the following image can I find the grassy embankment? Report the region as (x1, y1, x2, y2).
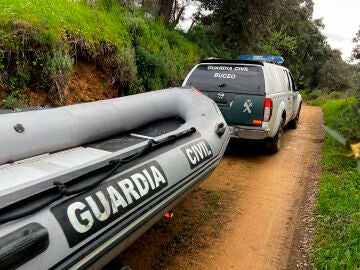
(304, 92, 360, 268)
(0, 0, 202, 107)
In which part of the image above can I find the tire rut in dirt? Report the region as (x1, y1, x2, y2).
(113, 104, 324, 270)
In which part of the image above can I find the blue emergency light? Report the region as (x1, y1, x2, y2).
(237, 55, 284, 64)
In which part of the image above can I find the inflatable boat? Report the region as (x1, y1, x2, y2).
(0, 87, 229, 269)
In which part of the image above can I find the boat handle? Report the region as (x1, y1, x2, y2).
(215, 122, 226, 136)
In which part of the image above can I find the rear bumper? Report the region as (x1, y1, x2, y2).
(229, 124, 269, 140)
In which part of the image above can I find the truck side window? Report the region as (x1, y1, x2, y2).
(288, 72, 296, 91)
(283, 71, 292, 92)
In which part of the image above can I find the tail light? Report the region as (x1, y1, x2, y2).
(263, 98, 272, 122)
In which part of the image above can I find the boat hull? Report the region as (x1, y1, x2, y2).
(0, 87, 230, 269)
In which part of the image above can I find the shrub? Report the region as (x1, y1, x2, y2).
(0, 20, 36, 92)
(136, 46, 167, 91)
(125, 17, 146, 47)
(323, 98, 360, 142)
(1, 88, 28, 108)
(42, 48, 74, 104)
(0, 69, 5, 91)
(99, 47, 138, 91)
(126, 78, 145, 96)
(0, 0, 204, 100)
(186, 25, 233, 59)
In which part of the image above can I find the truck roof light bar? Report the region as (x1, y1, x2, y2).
(236, 55, 284, 64)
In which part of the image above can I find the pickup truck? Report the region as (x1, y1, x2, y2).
(182, 55, 303, 152)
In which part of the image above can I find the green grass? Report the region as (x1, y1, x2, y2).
(302, 88, 358, 107)
(0, 0, 203, 104)
(0, 0, 131, 48)
(311, 97, 360, 269)
(322, 98, 360, 142)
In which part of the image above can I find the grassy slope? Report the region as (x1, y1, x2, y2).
(312, 97, 360, 269)
(0, 0, 130, 47)
(0, 0, 203, 106)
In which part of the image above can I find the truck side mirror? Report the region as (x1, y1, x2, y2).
(296, 83, 305, 91)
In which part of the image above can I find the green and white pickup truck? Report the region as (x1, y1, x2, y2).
(182, 55, 303, 152)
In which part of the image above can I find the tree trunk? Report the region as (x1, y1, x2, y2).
(141, 0, 149, 7)
(172, 6, 185, 27)
(158, 0, 175, 24)
(188, 19, 196, 31)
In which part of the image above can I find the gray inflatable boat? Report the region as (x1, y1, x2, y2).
(0, 87, 229, 269)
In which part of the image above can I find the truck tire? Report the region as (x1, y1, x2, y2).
(267, 118, 284, 153)
(288, 109, 300, 129)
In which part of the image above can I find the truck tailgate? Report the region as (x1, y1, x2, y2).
(206, 91, 265, 126)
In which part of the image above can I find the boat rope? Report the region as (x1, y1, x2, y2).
(53, 127, 196, 196)
(0, 127, 196, 224)
(53, 139, 154, 196)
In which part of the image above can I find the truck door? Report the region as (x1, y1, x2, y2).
(283, 70, 294, 120)
(288, 72, 298, 112)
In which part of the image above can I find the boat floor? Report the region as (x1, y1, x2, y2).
(87, 117, 184, 152)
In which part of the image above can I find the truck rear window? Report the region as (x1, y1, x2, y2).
(184, 64, 265, 94)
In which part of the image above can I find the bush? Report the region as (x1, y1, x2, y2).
(99, 47, 138, 92)
(42, 48, 74, 104)
(136, 46, 167, 91)
(322, 98, 360, 142)
(0, 0, 204, 102)
(126, 78, 145, 96)
(186, 25, 233, 59)
(0, 69, 5, 91)
(125, 17, 146, 47)
(301, 88, 328, 106)
(303, 88, 359, 107)
(0, 20, 36, 93)
(1, 88, 28, 108)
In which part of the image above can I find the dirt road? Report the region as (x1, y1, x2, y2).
(116, 104, 324, 270)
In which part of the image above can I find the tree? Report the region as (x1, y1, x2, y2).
(158, 0, 175, 24)
(261, 26, 297, 57)
(141, 0, 189, 27)
(351, 26, 360, 60)
(197, 0, 285, 50)
(193, 0, 334, 85)
(268, 0, 337, 87)
(318, 50, 354, 91)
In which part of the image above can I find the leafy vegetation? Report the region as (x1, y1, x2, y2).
(1, 0, 358, 108)
(352, 26, 360, 60)
(311, 98, 360, 269)
(1, 88, 28, 108)
(1, 0, 360, 268)
(0, 0, 201, 106)
(42, 48, 74, 104)
(191, 0, 358, 89)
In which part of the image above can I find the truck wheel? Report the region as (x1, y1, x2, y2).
(267, 119, 284, 153)
(288, 111, 300, 129)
